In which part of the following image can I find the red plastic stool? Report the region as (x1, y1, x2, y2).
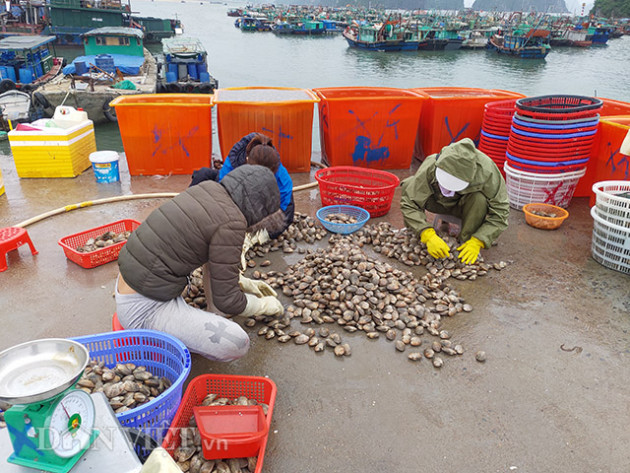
(112, 312, 124, 331)
(0, 227, 38, 272)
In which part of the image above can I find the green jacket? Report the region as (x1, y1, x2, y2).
(400, 138, 509, 247)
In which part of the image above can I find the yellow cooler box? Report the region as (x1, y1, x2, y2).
(8, 120, 96, 178)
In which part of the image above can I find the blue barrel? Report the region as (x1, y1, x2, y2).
(35, 63, 43, 78)
(95, 54, 115, 74)
(0, 66, 6, 79)
(5, 66, 16, 82)
(165, 71, 177, 83)
(197, 63, 208, 74)
(75, 61, 87, 75)
(199, 72, 210, 83)
(167, 63, 178, 74)
(18, 67, 33, 84)
(187, 63, 198, 80)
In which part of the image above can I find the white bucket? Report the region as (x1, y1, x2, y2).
(90, 151, 120, 183)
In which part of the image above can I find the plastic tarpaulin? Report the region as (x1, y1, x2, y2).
(63, 54, 144, 75)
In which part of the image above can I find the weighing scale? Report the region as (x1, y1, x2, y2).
(0, 339, 101, 473)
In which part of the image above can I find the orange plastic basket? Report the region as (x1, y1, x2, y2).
(522, 203, 569, 230)
(58, 219, 141, 269)
(162, 374, 276, 471)
(315, 166, 400, 217)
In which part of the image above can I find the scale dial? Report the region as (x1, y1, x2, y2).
(48, 389, 95, 458)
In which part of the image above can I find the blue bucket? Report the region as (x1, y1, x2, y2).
(75, 61, 87, 75)
(89, 151, 120, 183)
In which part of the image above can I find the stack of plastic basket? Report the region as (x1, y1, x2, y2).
(478, 99, 518, 174)
(590, 181, 630, 274)
(504, 95, 602, 210)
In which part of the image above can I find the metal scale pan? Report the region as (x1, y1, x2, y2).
(0, 338, 89, 405)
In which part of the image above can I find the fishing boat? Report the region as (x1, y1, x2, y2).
(156, 36, 218, 93)
(343, 21, 411, 52)
(0, 0, 47, 37)
(35, 27, 157, 124)
(0, 35, 63, 92)
(461, 30, 489, 49)
(46, 0, 181, 45)
(487, 28, 551, 59)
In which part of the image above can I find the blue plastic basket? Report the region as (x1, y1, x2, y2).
(71, 330, 191, 455)
(316, 205, 370, 234)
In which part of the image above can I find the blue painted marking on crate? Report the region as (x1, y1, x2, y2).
(445, 116, 469, 144)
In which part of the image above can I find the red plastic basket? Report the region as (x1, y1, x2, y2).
(315, 166, 400, 217)
(58, 219, 141, 269)
(162, 374, 277, 472)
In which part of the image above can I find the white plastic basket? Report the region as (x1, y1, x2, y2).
(504, 163, 586, 210)
(592, 181, 630, 229)
(590, 206, 630, 274)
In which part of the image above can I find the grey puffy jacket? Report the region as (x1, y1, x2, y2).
(118, 165, 280, 314)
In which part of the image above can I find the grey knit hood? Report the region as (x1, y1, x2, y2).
(221, 164, 281, 228)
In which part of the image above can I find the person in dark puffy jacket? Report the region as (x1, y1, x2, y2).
(115, 165, 286, 362)
(191, 133, 294, 237)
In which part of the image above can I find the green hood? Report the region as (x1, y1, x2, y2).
(435, 138, 481, 185)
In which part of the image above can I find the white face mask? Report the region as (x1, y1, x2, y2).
(439, 183, 455, 197)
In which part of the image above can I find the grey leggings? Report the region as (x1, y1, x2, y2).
(115, 279, 250, 362)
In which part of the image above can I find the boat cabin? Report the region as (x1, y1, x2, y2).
(0, 35, 57, 85)
(83, 27, 145, 57)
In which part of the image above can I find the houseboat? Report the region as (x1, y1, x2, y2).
(35, 27, 157, 124)
(156, 36, 218, 93)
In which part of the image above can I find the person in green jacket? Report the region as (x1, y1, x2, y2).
(400, 138, 509, 264)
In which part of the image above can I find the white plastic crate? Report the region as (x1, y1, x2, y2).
(590, 206, 630, 274)
(504, 163, 586, 210)
(592, 181, 630, 229)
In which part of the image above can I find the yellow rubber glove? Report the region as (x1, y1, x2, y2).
(420, 228, 450, 259)
(239, 274, 277, 298)
(457, 237, 485, 265)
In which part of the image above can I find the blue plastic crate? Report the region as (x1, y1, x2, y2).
(71, 330, 191, 455)
(316, 205, 370, 234)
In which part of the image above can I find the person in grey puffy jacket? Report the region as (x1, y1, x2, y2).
(115, 165, 286, 361)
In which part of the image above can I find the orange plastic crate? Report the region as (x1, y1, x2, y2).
(162, 374, 277, 472)
(313, 87, 427, 169)
(111, 94, 213, 176)
(213, 87, 319, 173)
(58, 219, 141, 269)
(411, 87, 525, 160)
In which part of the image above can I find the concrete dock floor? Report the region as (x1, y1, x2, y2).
(1, 153, 629, 473)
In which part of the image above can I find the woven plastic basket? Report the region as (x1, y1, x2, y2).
(315, 166, 400, 217)
(504, 163, 586, 210)
(516, 95, 603, 117)
(58, 219, 141, 269)
(163, 374, 277, 472)
(316, 205, 370, 234)
(72, 330, 191, 457)
(592, 181, 630, 228)
(590, 206, 630, 274)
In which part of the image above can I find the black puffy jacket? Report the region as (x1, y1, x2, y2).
(118, 165, 280, 314)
